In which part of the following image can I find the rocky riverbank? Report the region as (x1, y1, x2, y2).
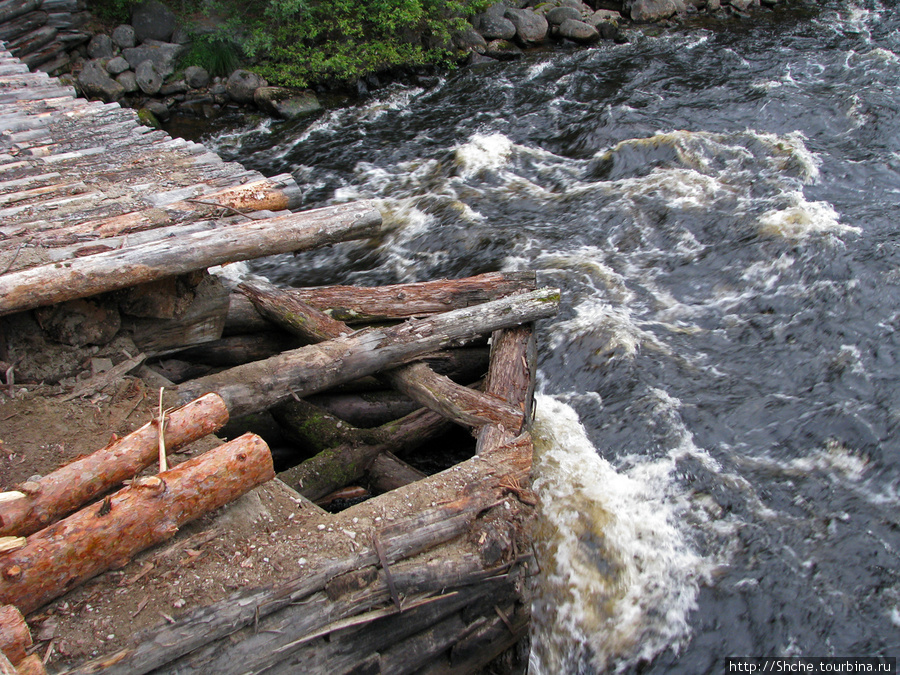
(8, 0, 785, 127)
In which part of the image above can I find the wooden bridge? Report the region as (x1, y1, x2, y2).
(0, 45, 381, 365)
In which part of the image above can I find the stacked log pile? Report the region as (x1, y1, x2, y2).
(0, 271, 558, 673)
(0, 0, 91, 73)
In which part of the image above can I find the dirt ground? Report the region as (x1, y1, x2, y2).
(0, 375, 527, 673)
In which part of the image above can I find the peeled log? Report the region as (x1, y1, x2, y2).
(10, 655, 45, 675)
(0, 201, 382, 316)
(0, 605, 30, 665)
(0, 433, 273, 616)
(0, 393, 230, 538)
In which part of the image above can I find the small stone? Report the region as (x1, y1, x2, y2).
(547, 6, 582, 25)
(116, 71, 138, 93)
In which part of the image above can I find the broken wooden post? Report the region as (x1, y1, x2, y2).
(237, 279, 530, 430)
(477, 326, 536, 455)
(0, 605, 30, 665)
(0, 201, 382, 316)
(0, 393, 230, 538)
(0, 433, 273, 616)
(176, 287, 558, 418)
(8, 654, 45, 675)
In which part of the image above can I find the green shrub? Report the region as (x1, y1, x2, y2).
(180, 35, 242, 77)
(245, 0, 492, 87)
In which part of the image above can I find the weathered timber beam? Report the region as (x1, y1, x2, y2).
(0, 393, 229, 538)
(476, 326, 536, 455)
(0, 433, 273, 616)
(0, 201, 382, 316)
(238, 279, 528, 431)
(176, 287, 558, 418)
(242, 271, 537, 324)
(369, 452, 427, 493)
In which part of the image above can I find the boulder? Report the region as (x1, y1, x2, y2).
(122, 41, 185, 78)
(226, 69, 265, 103)
(105, 55, 130, 75)
(77, 59, 125, 102)
(86, 33, 114, 59)
(547, 6, 582, 25)
(484, 39, 524, 60)
(111, 24, 135, 49)
(628, 0, 685, 21)
(253, 86, 322, 119)
(558, 18, 600, 43)
(130, 0, 176, 43)
(137, 107, 161, 129)
(184, 65, 210, 88)
(135, 59, 162, 95)
(560, 0, 587, 8)
(116, 70, 138, 92)
(474, 6, 517, 41)
(143, 99, 169, 120)
(453, 26, 487, 54)
(728, 0, 755, 10)
(504, 8, 548, 44)
(590, 9, 622, 22)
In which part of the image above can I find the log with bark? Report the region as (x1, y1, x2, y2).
(237, 279, 531, 431)
(0, 433, 273, 616)
(0, 605, 30, 665)
(0, 201, 382, 316)
(0, 393, 229, 538)
(176, 287, 558, 418)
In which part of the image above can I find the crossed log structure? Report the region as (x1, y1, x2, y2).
(0, 271, 557, 672)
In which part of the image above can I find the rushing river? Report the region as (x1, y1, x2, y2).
(189, 1, 900, 671)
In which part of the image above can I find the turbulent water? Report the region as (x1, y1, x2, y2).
(194, 1, 900, 671)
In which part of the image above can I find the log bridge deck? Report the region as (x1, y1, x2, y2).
(0, 45, 561, 675)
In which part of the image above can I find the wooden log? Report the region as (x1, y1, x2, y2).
(0, 651, 15, 675)
(61, 498, 494, 675)
(10, 655, 45, 675)
(175, 287, 558, 418)
(238, 279, 528, 430)
(368, 452, 427, 493)
(0, 201, 382, 316)
(306, 390, 420, 428)
(174, 333, 298, 367)
(259, 271, 538, 324)
(476, 326, 536, 455)
(38, 175, 303, 247)
(277, 402, 451, 501)
(0, 11, 47, 42)
(0, 393, 229, 537)
(0, 605, 30, 665)
(0, 433, 273, 616)
(0, 0, 40, 25)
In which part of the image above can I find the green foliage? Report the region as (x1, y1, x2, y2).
(85, 0, 134, 22)
(245, 0, 492, 87)
(180, 34, 243, 77)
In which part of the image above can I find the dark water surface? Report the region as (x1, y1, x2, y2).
(190, 2, 900, 671)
